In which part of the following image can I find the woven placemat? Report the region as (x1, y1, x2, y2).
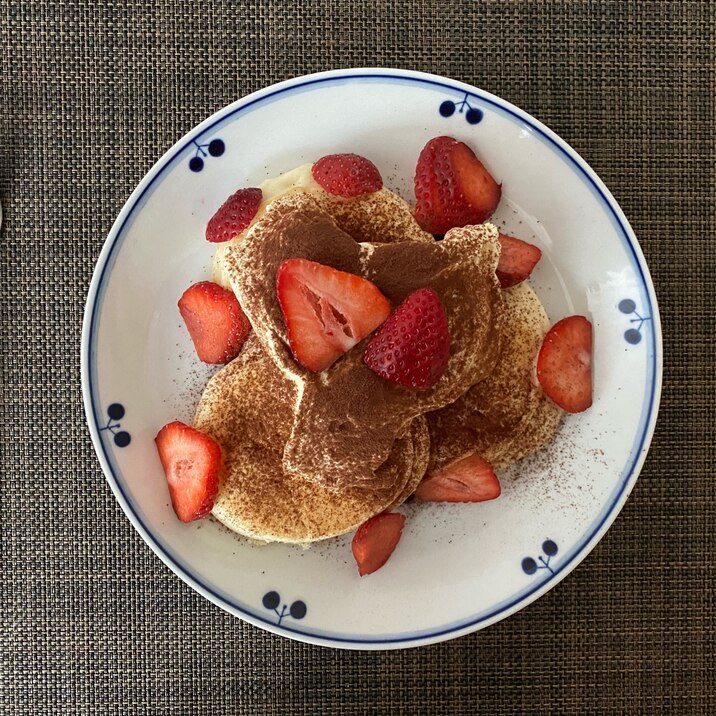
(1, 1, 714, 714)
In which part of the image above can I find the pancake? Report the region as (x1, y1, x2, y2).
(223, 193, 505, 491)
(212, 163, 433, 290)
(427, 282, 563, 471)
(197, 161, 560, 546)
(195, 335, 429, 543)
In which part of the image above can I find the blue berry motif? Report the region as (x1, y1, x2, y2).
(439, 93, 484, 124)
(188, 138, 225, 172)
(99, 403, 131, 448)
(618, 299, 651, 344)
(522, 539, 558, 576)
(262, 591, 307, 625)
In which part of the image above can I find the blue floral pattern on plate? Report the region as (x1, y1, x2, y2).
(439, 93, 484, 124)
(189, 138, 225, 172)
(99, 403, 131, 448)
(522, 539, 558, 576)
(618, 299, 651, 344)
(262, 591, 307, 625)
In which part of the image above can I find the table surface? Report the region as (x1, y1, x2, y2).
(2, 1, 714, 714)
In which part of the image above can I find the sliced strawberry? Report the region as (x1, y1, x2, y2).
(537, 315, 593, 413)
(178, 281, 251, 364)
(351, 512, 405, 576)
(155, 421, 221, 522)
(205, 187, 262, 243)
(311, 153, 383, 197)
(414, 136, 501, 234)
(496, 233, 542, 288)
(415, 453, 501, 503)
(276, 259, 390, 372)
(363, 287, 450, 390)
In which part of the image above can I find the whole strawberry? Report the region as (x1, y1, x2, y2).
(311, 153, 383, 197)
(363, 287, 450, 390)
(205, 187, 262, 243)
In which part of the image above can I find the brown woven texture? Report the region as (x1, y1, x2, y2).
(1, 0, 714, 713)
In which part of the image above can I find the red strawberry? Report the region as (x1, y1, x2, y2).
(415, 453, 501, 503)
(178, 281, 251, 364)
(414, 136, 501, 234)
(537, 315, 593, 413)
(351, 512, 406, 576)
(363, 287, 450, 390)
(276, 259, 390, 372)
(311, 153, 383, 197)
(496, 233, 542, 288)
(155, 421, 221, 523)
(205, 187, 262, 243)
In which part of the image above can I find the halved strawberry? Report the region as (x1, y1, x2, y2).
(178, 281, 251, 364)
(351, 512, 406, 576)
(363, 287, 450, 390)
(415, 453, 501, 503)
(276, 259, 390, 372)
(414, 136, 501, 234)
(311, 153, 383, 197)
(205, 187, 262, 243)
(496, 233, 542, 288)
(537, 315, 593, 413)
(155, 421, 221, 522)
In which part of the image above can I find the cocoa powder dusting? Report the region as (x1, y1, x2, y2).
(225, 193, 505, 491)
(194, 336, 430, 543)
(427, 281, 563, 471)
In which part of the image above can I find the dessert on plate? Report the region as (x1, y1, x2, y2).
(155, 140, 593, 575)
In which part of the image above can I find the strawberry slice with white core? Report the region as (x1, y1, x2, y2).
(276, 258, 391, 373)
(415, 453, 501, 503)
(351, 512, 406, 576)
(537, 315, 593, 413)
(155, 421, 221, 523)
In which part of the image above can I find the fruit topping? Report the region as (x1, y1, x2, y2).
(363, 287, 450, 390)
(415, 453, 501, 502)
(277, 258, 391, 372)
(351, 512, 406, 576)
(311, 153, 383, 197)
(537, 315, 593, 413)
(178, 281, 251, 364)
(414, 136, 501, 234)
(155, 421, 221, 523)
(205, 187, 262, 243)
(496, 233, 542, 288)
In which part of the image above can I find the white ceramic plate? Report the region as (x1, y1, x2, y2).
(81, 69, 662, 649)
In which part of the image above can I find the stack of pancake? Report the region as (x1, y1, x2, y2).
(194, 167, 561, 544)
